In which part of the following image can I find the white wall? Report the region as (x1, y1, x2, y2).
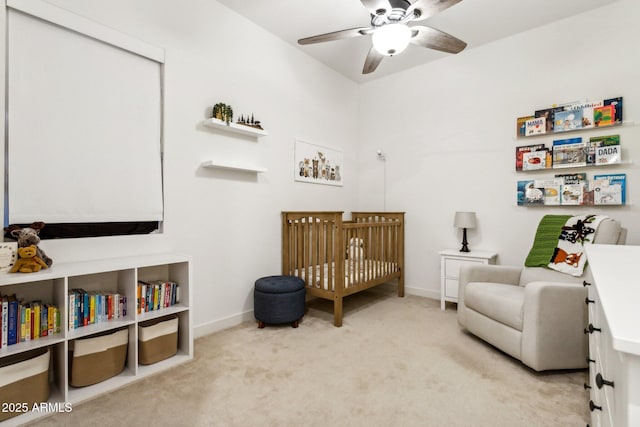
(2, 0, 360, 334)
(358, 0, 640, 299)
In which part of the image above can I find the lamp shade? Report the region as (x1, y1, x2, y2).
(372, 23, 412, 56)
(454, 211, 477, 229)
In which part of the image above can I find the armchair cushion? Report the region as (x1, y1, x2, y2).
(465, 283, 524, 330)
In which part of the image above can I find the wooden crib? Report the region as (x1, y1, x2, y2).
(281, 211, 405, 327)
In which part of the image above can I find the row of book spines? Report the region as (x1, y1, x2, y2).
(1, 294, 61, 348)
(68, 289, 127, 331)
(136, 281, 180, 314)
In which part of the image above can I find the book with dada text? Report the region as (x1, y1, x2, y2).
(593, 173, 626, 204)
(535, 106, 564, 133)
(594, 105, 615, 127)
(516, 116, 534, 137)
(515, 143, 545, 171)
(522, 149, 549, 171)
(552, 137, 586, 168)
(589, 134, 621, 165)
(553, 109, 583, 132)
(604, 96, 623, 124)
(525, 117, 545, 136)
(565, 100, 603, 129)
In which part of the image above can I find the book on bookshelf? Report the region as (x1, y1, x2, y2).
(515, 143, 545, 171)
(589, 134, 621, 165)
(552, 137, 586, 168)
(535, 107, 564, 133)
(554, 172, 587, 184)
(593, 173, 626, 204)
(522, 149, 549, 170)
(565, 100, 603, 129)
(525, 117, 546, 136)
(1, 296, 7, 348)
(604, 96, 623, 124)
(561, 183, 584, 205)
(594, 105, 615, 127)
(517, 180, 544, 205)
(517, 115, 534, 137)
(534, 178, 563, 205)
(553, 109, 583, 132)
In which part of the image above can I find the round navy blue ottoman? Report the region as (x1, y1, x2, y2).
(254, 275, 306, 328)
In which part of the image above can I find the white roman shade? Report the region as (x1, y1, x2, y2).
(6, 1, 164, 224)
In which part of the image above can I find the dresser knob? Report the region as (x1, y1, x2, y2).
(583, 281, 591, 287)
(585, 297, 595, 305)
(584, 383, 592, 390)
(596, 373, 614, 389)
(589, 400, 602, 412)
(586, 356, 595, 364)
(584, 324, 602, 334)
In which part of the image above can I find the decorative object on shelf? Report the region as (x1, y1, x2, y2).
(10, 245, 48, 273)
(212, 102, 233, 124)
(517, 96, 623, 138)
(4, 222, 53, 267)
(236, 113, 263, 130)
(294, 139, 343, 186)
(454, 211, 476, 253)
(0, 242, 17, 274)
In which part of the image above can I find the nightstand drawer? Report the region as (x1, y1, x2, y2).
(445, 278, 458, 298)
(444, 258, 485, 279)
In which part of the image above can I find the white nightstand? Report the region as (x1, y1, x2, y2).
(439, 249, 497, 310)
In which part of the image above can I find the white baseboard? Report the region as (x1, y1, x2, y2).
(405, 286, 439, 301)
(194, 310, 254, 338)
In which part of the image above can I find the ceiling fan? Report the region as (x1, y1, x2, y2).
(298, 0, 467, 74)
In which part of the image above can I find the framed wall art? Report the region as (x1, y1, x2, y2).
(294, 139, 343, 186)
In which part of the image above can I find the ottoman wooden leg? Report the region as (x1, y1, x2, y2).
(258, 321, 265, 329)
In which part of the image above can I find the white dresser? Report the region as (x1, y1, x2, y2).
(584, 244, 640, 427)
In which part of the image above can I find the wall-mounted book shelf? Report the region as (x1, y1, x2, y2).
(202, 118, 268, 138)
(201, 160, 267, 173)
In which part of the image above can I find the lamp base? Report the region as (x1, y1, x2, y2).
(459, 228, 470, 252)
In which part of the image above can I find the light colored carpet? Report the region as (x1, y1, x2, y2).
(31, 283, 589, 426)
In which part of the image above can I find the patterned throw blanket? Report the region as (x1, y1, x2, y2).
(525, 214, 608, 277)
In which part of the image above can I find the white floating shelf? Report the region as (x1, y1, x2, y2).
(201, 160, 267, 173)
(203, 118, 268, 138)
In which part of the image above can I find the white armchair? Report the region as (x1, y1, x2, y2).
(457, 218, 625, 371)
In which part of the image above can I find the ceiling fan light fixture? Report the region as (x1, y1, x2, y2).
(372, 23, 411, 56)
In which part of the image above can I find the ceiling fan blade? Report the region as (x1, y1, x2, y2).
(298, 27, 372, 45)
(361, 0, 392, 15)
(363, 46, 384, 74)
(406, 0, 462, 21)
(410, 25, 466, 54)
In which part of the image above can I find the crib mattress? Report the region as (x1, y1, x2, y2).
(295, 260, 398, 291)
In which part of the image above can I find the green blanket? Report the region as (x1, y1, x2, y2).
(524, 215, 572, 267)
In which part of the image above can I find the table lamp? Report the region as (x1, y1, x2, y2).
(454, 211, 477, 253)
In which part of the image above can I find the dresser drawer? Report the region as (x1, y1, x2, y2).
(444, 258, 484, 279)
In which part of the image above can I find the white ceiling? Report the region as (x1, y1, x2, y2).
(218, 0, 618, 83)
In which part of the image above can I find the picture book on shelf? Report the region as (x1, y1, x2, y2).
(554, 172, 587, 184)
(552, 137, 586, 168)
(604, 96, 623, 124)
(515, 143, 545, 171)
(565, 100, 603, 129)
(522, 149, 549, 170)
(553, 109, 583, 132)
(517, 116, 534, 137)
(534, 179, 563, 205)
(590, 134, 621, 165)
(535, 107, 564, 133)
(593, 173, 626, 204)
(525, 117, 546, 136)
(517, 180, 544, 206)
(594, 105, 615, 127)
(561, 182, 584, 205)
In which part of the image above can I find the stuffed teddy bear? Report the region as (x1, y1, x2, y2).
(4, 222, 53, 267)
(10, 245, 49, 273)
